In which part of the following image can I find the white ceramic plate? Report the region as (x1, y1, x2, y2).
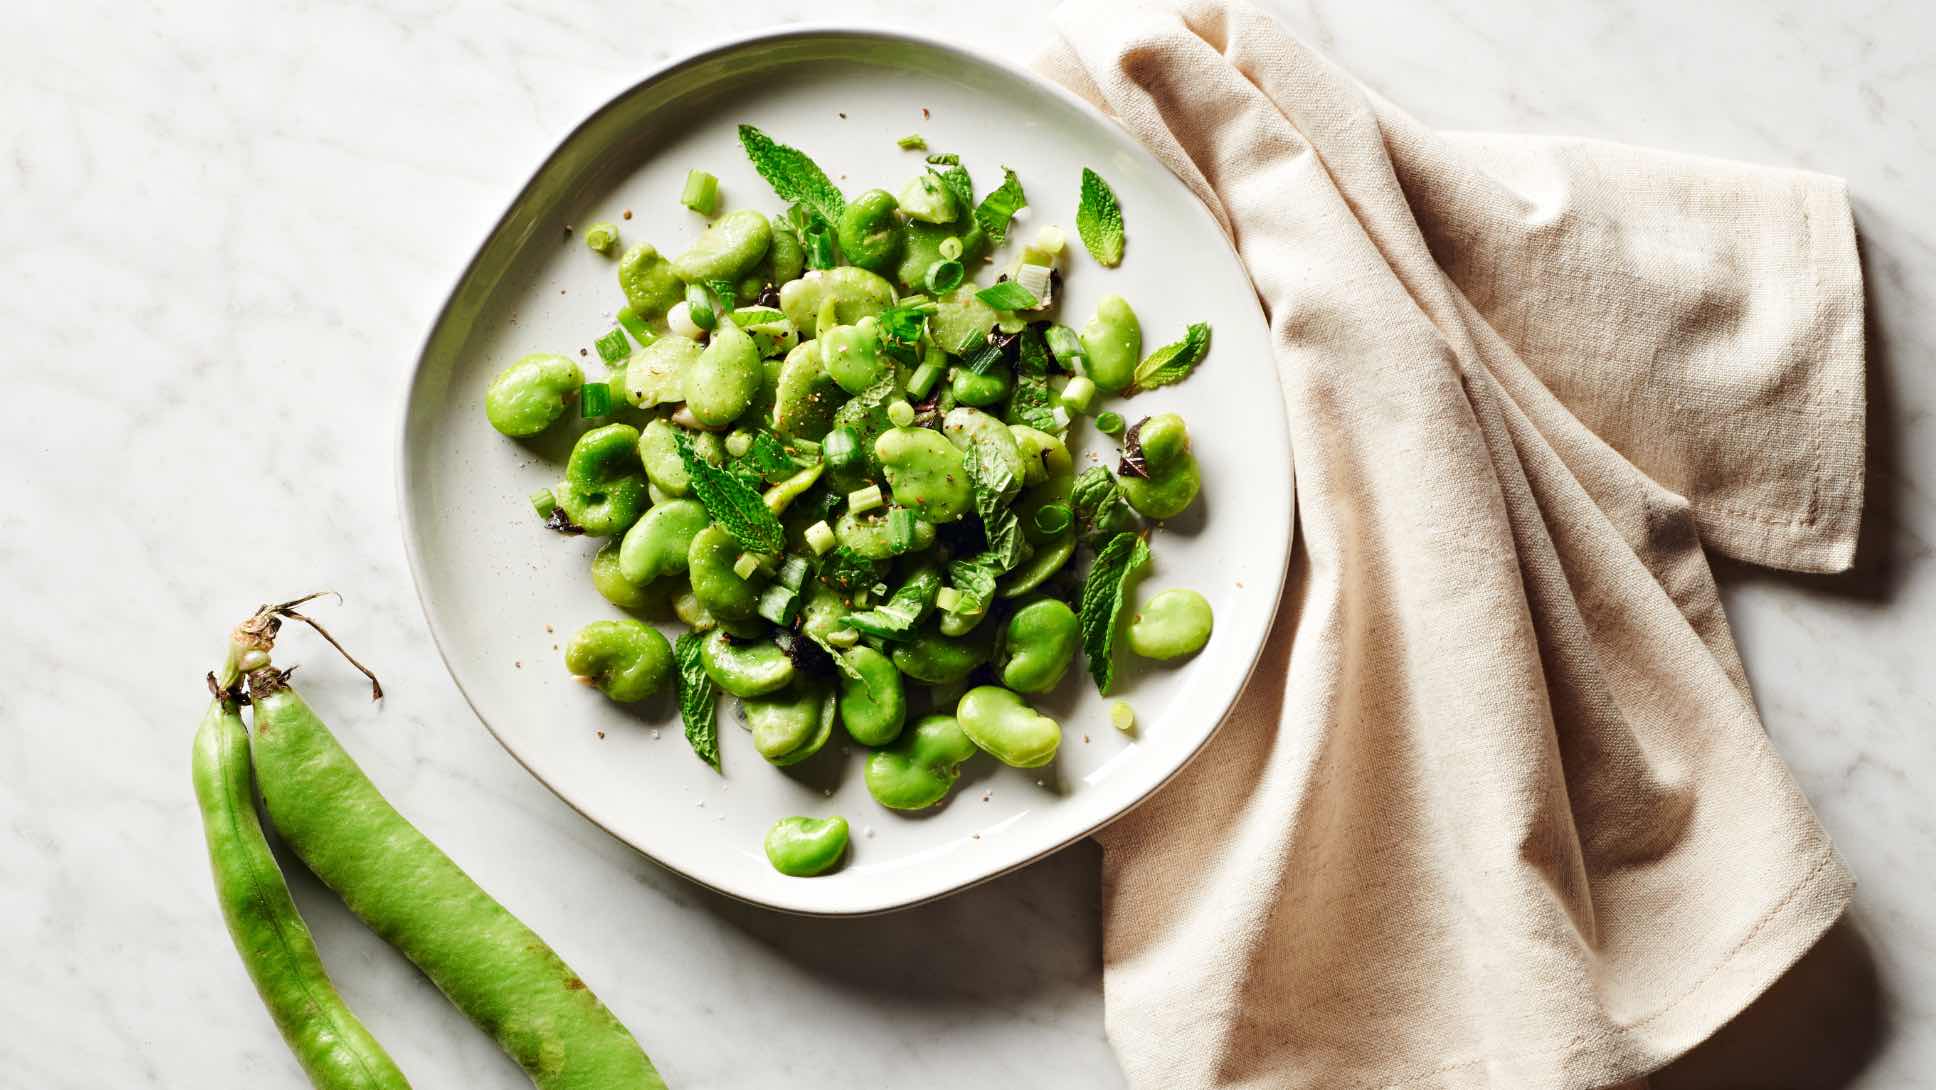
(400, 27, 1292, 915)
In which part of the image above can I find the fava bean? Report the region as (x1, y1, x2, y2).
(485, 353, 583, 438)
(929, 284, 997, 354)
(764, 816, 848, 877)
(699, 628, 795, 697)
(1000, 532, 1075, 598)
(949, 363, 1011, 407)
(835, 189, 903, 274)
(636, 418, 721, 497)
(1119, 413, 1201, 519)
(889, 622, 993, 684)
(1079, 294, 1142, 393)
(557, 423, 648, 536)
(876, 426, 970, 523)
(670, 209, 772, 283)
(623, 336, 699, 408)
(744, 683, 835, 765)
(1009, 425, 1071, 488)
(592, 541, 674, 614)
(821, 317, 890, 395)
(773, 339, 845, 439)
(864, 714, 980, 810)
(834, 508, 936, 559)
(836, 646, 906, 746)
(779, 266, 895, 339)
(798, 582, 849, 644)
(998, 599, 1080, 694)
(1127, 587, 1214, 659)
(687, 523, 761, 622)
(685, 321, 762, 427)
(618, 498, 708, 584)
(767, 214, 805, 286)
(956, 685, 1061, 768)
(942, 406, 1026, 487)
(897, 172, 956, 224)
(565, 619, 674, 702)
(617, 241, 682, 321)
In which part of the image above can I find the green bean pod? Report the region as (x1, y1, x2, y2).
(192, 693, 411, 1090)
(244, 668, 666, 1090)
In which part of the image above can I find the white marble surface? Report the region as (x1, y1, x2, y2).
(2, 1, 1928, 1087)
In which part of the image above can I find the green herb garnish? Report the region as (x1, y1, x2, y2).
(842, 566, 938, 638)
(975, 281, 1039, 311)
(959, 336, 1009, 376)
(896, 133, 927, 151)
(579, 382, 613, 417)
(675, 429, 786, 554)
(593, 328, 630, 365)
(973, 168, 1027, 245)
(674, 631, 719, 768)
(1133, 322, 1211, 392)
(1072, 465, 1140, 544)
(614, 305, 656, 347)
(925, 153, 974, 212)
(1076, 167, 1125, 267)
(738, 124, 845, 226)
(1008, 373, 1061, 433)
(817, 547, 887, 595)
(1079, 531, 1148, 693)
(1015, 325, 1053, 376)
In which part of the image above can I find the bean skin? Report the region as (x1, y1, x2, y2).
(192, 695, 411, 1089)
(245, 670, 667, 1090)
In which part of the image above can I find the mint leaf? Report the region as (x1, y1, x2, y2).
(926, 154, 974, 213)
(1008, 373, 1061, 433)
(1015, 325, 1053, 376)
(1079, 531, 1149, 693)
(1133, 322, 1211, 392)
(1072, 465, 1141, 545)
(842, 564, 941, 639)
(675, 429, 785, 554)
(1076, 167, 1125, 267)
(963, 446, 1028, 572)
(817, 547, 887, 595)
(741, 429, 799, 481)
(739, 125, 845, 225)
(973, 168, 1027, 245)
(975, 281, 1039, 311)
(675, 632, 719, 769)
(947, 551, 1003, 613)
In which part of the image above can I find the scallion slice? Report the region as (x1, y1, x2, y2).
(733, 552, 762, 581)
(822, 426, 862, 469)
(897, 133, 928, 151)
(594, 327, 630, 365)
(805, 519, 836, 555)
(887, 400, 915, 428)
(756, 584, 799, 625)
(1097, 410, 1125, 436)
(1060, 375, 1098, 415)
(685, 283, 717, 331)
(529, 486, 557, 517)
(615, 305, 656, 347)
(777, 555, 810, 591)
(938, 236, 963, 260)
(907, 359, 945, 399)
(924, 259, 964, 293)
(847, 484, 884, 515)
(1044, 324, 1085, 368)
(579, 382, 613, 418)
(975, 281, 1039, 311)
(1033, 503, 1073, 536)
(886, 506, 918, 553)
(681, 169, 719, 216)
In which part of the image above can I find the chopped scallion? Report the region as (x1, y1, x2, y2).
(681, 169, 719, 216)
(822, 426, 862, 469)
(907, 359, 945, 399)
(896, 133, 928, 151)
(975, 281, 1039, 311)
(924, 259, 964, 293)
(685, 283, 717, 331)
(1097, 410, 1125, 436)
(615, 305, 656, 347)
(777, 555, 810, 591)
(1033, 503, 1073, 536)
(579, 382, 613, 418)
(1109, 700, 1136, 734)
(847, 484, 884, 515)
(733, 552, 762, 581)
(805, 519, 836, 555)
(1060, 375, 1098, 415)
(938, 236, 963, 261)
(594, 327, 630, 365)
(583, 221, 620, 255)
(886, 506, 918, 553)
(887, 399, 915, 428)
(529, 486, 557, 517)
(936, 586, 966, 614)
(756, 584, 799, 625)
(1045, 324, 1085, 368)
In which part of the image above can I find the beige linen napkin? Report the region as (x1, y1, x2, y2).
(1038, 2, 1864, 1086)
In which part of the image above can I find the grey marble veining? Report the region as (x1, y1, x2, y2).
(2, 1, 1929, 1087)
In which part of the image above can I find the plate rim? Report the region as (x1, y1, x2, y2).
(397, 23, 1294, 916)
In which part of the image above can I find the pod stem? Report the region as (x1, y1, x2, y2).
(229, 592, 383, 701)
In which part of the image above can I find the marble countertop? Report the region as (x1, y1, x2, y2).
(5, 2, 1929, 1087)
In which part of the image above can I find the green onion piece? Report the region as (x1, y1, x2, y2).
(1060, 375, 1098, 415)
(583, 221, 620, 255)
(805, 519, 836, 555)
(1097, 410, 1125, 436)
(802, 222, 837, 269)
(826, 627, 860, 649)
(733, 553, 762, 581)
(936, 586, 966, 614)
(886, 506, 918, 553)
(594, 327, 630, 365)
(847, 484, 884, 515)
(615, 305, 656, 347)
(1109, 700, 1135, 734)
(681, 169, 719, 216)
(938, 236, 963, 261)
(975, 281, 1039, 311)
(529, 486, 557, 517)
(1033, 225, 1065, 256)
(822, 426, 862, 469)
(777, 555, 810, 591)
(924, 259, 964, 294)
(907, 359, 945, 400)
(887, 400, 915, 428)
(1033, 503, 1073, 536)
(579, 382, 613, 418)
(756, 584, 799, 625)
(1045, 324, 1086, 368)
(897, 133, 927, 151)
(725, 429, 754, 459)
(996, 314, 1028, 335)
(959, 337, 1007, 376)
(685, 283, 717, 331)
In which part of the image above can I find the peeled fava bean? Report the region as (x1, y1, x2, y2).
(687, 523, 761, 622)
(637, 418, 721, 497)
(699, 628, 795, 698)
(764, 815, 849, 877)
(618, 241, 682, 320)
(773, 339, 845, 440)
(956, 685, 1061, 768)
(1079, 294, 1142, 393)
(565, 619, 674, 702)
(998, 599, 1080, 694)
(779, 266, 895, 339)
(557, 423, 648, 536)
(618, 498, 708, 584)
(685, 321, 762, 427)
(1127, 587, 1214, 660)
(623, 336, 699, 408)
(821, 317, 889, 395)
(485, 353, 583, 437)
(1120, 413, 1202, 520)
(876, 426, 970, 523)
(745, 684, 835, 766)
(837, 646, 907, 746)
(592, 541, 674, 614)
(864, 714, 980, 811)
(835, 189, 904, 274)
(890, 622, 993, 685)
(671, 209, 772, 283)
(942, 407, 1026, 487)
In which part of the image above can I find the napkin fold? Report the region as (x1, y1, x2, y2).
(1039, 3, 1863, 1087)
